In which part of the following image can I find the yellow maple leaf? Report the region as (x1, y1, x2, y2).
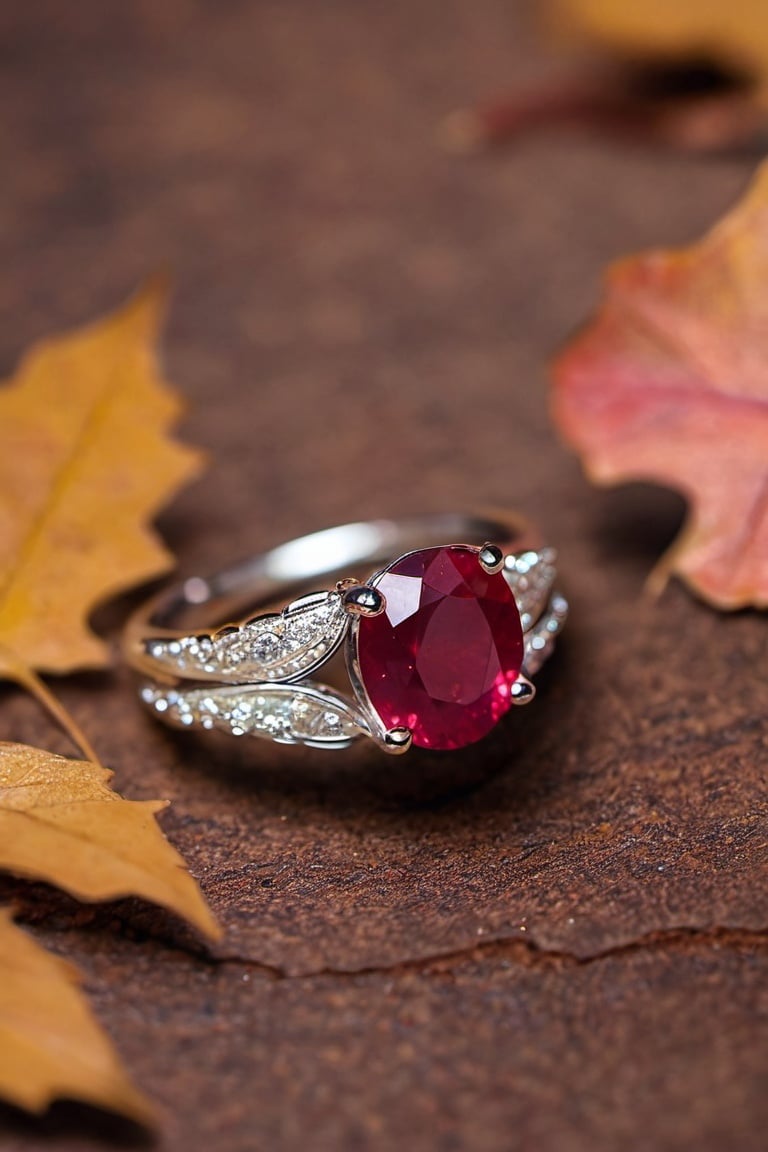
(0, 283, 204, 677)
(0, 909, 155, 1125)
(555, 0, 768, 80)
(0, 742, 220, 941)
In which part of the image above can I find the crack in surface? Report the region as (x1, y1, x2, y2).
(208, 924, 768, 981)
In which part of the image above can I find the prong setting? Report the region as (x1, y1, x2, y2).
(478, 543, 505, 574)
(509, 674, 536, 705)
(342, 584, 386, 617)
(383, 726, 413, 754)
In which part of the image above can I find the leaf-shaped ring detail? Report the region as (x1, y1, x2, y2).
(140, 681, 370, 748)
(140, 590, 349, 686)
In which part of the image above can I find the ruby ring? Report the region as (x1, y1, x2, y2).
(125, 513, 567, 753)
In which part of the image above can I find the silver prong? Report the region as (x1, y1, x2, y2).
(478, 543, 505, 574)
(383, 726, 413, 754)
(342, 584, 386, 617)
(510, 674, 536, 705)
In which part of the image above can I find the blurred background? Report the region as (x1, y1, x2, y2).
(1, 0, 753, 566)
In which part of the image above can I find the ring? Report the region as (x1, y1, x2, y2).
(124, 512, 567, 754)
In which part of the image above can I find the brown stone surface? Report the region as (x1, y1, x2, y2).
(0, 1, 767, 1150)
(5, 932, 768, 1152)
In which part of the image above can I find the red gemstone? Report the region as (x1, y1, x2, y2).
(355, 545, 524, 750)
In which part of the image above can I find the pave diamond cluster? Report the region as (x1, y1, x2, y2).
(141, 681, 367, 748)
(145, 591, 348, 684)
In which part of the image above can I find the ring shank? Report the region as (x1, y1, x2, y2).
(124, 511, 537, 667)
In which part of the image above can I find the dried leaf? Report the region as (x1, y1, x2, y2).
(555, 0, 768, 80)
(444, 3, 768, 154)
(0, 742, 220, 940)
(549, 0, 768, 152)
(552, 161, 768, 609)
(442, 79, 768, 155)
(0, 910, 154, 1125)
(0, 283, 204, 678)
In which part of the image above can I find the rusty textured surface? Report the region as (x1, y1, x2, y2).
(0, 1, 767, 1149)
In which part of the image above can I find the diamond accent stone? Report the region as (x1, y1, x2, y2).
(504, 548, 558, 632)
(522, 592, 568, 676)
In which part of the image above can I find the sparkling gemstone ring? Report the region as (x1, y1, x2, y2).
(124, 513, 567, 754)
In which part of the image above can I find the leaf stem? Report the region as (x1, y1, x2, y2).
(0, 644, 101, 765)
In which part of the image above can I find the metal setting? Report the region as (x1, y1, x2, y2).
(124, 513, 567, 754)
(478, 542, 505, 574)
(341, 584, 386, 617)
(383, 727, 413, 755)
(510, 675, 536, 705)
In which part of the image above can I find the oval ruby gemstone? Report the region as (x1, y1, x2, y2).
(355, 545, 524, 750)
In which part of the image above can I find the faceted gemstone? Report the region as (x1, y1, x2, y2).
(356, 545, 524, 750)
